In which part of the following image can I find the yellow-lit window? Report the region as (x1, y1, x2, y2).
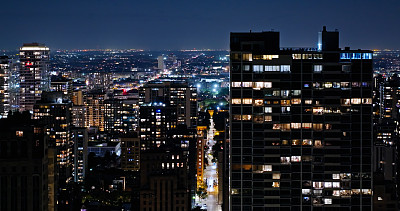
(281, 123, 291, 131)
(253, 99, 264, 106)
(273, 124, 281, 130)
(305, 100, 312, 104)
(253, 82, 264, 89)
(232, 99, 241, 104)
(232, 115, 241, 120)
(231, 82, 241, 87)
(291, 123, 301, 129)
(302, 139, 313, 145)
(263, 165, 272, 171)
(16, 131, 23, 137)
(242, 82, 252, 87)
(362, 98, 372, 104)
(281, 100, 291, 106)
(301, 123, 311, 129)
(313, 107, 324, 115)
(264, 116, 272, 122)
(351, 98, 361, 104)
(273, 173, 281, 179)
(242, 115, 252, 121)
(272, 182, 280, 188)
(292, 140, 301, 145)
(282, 140, 289, 145)
(242, 98, 252, 104)
(291, 98, 301, 104)
(242, 54, 252, 61)
(341, 99, 351, 106)
(292, 54, 301, 59)
(314, 140, 323, 147)
(313, 124, 323, 131)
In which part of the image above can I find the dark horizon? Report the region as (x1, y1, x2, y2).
(0, 0, 399, 51)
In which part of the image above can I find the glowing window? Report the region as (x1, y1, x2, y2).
(341, 99, 351, 106)
(272, 173, 281, 179)
(351, 98, 361, 104)
(362, 98, 372, 104)
(253, 82, 264, 89)
(231, 82, 241, 87)
(232, 99, 241, 104)
(265, 107, 272, 113)
(280, 157, 290, 164)
(291, 123, 301, 129)
(324, 198, 332, 205)
(253, 65, 263, 73)
(264, 116, 272, 122)
(292, 140, 301, 145)
(314, 140, 323, 148)
(291, 156, 301, 162)
(265, 65, 280, 72)
(332, 174, 340, 179)
(241, 115, 252, 121)
(325, 182, 332, 188)
(291, 98, 301, 104)
(253, 99, 264, 106)
(280, 65, 291, 72)
(314, 65, 323, 72)
(302, 123, 312, 129)
(242, 98, 252, 104)
(313, 182, 324, 189)
(263, 165, 272, 171)
(302, 139, 312, 146)
(242, 82, 252, 87)
(264, 82, 272, 88)
(272, 182, 280, 188)
(333, 190, 340, 196)
(242, 54, 252, 61)
(16, 131, 23, 137)
(313, 107, 324, 115)
(305, 100, 312, 104)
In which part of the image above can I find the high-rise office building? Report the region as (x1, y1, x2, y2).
(19, 43, 50, 111)
(229, 27, 373, 209)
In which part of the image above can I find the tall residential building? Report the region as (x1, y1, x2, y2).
(0, 113, 49, 211)
(139, 81, 197, 127)
(229, 27, 373, 209)
(372, 75, 399, 210)
(0, 56, 10, 118)
(19, 43, 50, 111)
(71, 127, 88, 183)
(84, 90, 105, 132)
(158, 55, 165, 70)
(120, 133, 140, 171)
(33, 91, 73, 182)
(140, 146, 189, 211)
(50, 76, 73, 102)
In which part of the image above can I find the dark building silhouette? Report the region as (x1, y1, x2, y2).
(229, 27, 373, 209)
(0, 112, 49, 211)
(372, 75, 400, 210)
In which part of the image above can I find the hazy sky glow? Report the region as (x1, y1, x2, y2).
(1, 0, 399, 50)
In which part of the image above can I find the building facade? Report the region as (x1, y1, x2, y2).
(229, 27, 373, 210)
(19, 43, 50, 111)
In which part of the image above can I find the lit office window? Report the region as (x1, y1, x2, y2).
(280, 65, 291, 72)
(314, 65, 323, 72)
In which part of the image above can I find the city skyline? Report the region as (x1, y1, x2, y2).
(0, 0, 399, 50)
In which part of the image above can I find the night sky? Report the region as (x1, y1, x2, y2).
(1, 0, 399, 50)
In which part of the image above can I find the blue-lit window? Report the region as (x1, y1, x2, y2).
(362, 53, 372, 59)
(340, 53, 350, 59)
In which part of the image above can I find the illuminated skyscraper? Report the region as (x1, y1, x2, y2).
(229, 27, 373, 209)
(19, 43, 50, 111)
(0, 56, 10, 118)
